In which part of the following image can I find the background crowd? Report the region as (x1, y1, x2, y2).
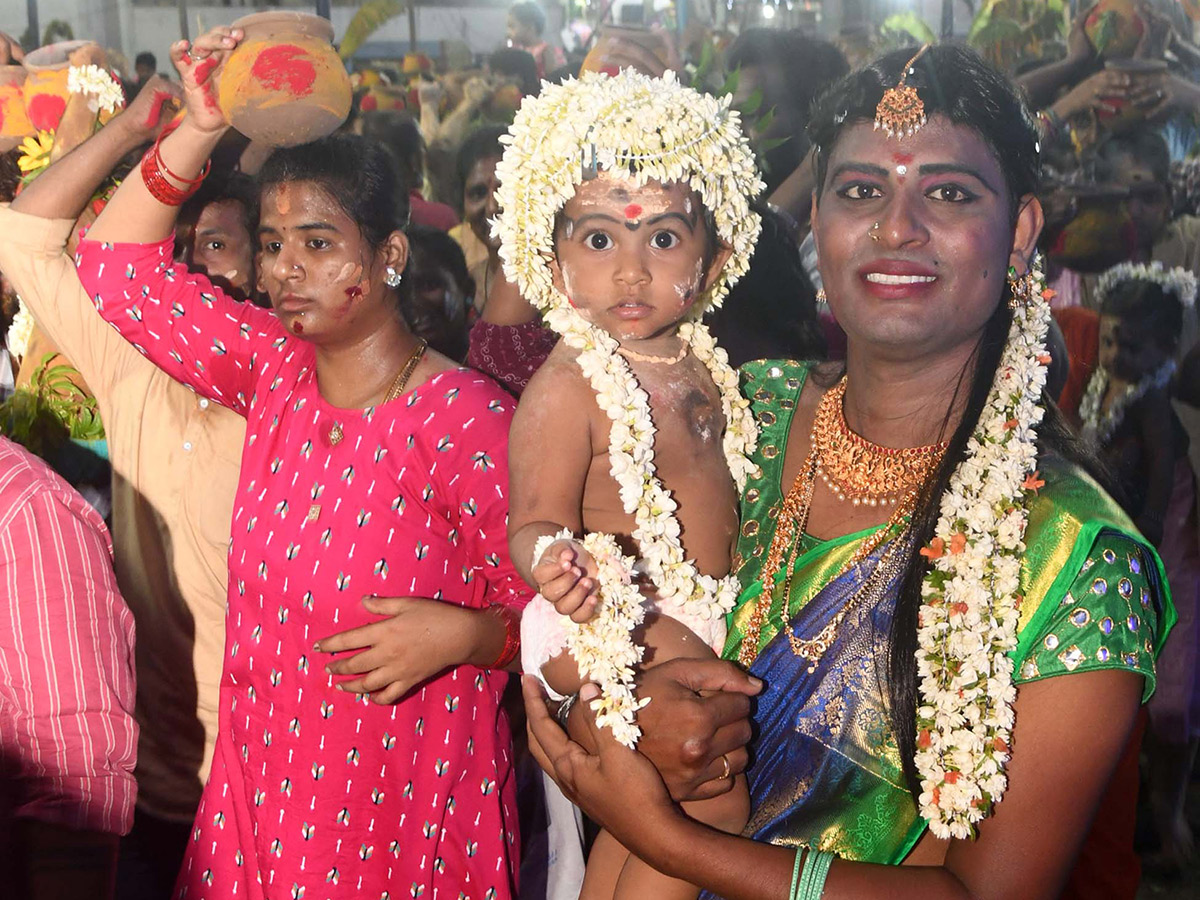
(0, 1, 1198, 898)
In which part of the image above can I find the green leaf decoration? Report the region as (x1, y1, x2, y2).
(881, 12, 938, 44)
(0, 354, 106, 457)
(339, 0, 406, 61)
(739, 87, 763, 117)
(755, 106, 775, 138)
(719, 67, 741, 100)
(1092, 10, 1118, 56)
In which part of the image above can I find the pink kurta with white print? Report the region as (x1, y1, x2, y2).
(75, 236, 529, 900)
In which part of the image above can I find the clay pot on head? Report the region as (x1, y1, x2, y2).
(0, 65, 31, 150)
(581, 25, 672, 76)
(218, 12, 352, 148)
(1044, 186, 1138, 273)
(1085, 0, 1146, 59)
(22, 40, 101, 134)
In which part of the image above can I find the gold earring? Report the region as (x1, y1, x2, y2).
(869, 221, 881, 242)
(1006, 264, 1038, 310)
(816, 287, 827, 304)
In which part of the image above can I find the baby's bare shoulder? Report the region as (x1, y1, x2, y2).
(515, 343, 599, 426)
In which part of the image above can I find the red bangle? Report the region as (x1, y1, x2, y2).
(487, 605, 521, 670)
(154, 120, 211, 186)
(139, 120, 211, 206)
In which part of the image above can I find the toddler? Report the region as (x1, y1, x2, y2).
(497, 70, 763, 899)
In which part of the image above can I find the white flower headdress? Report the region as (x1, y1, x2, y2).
(492, 68, 763, 318)
(1095, 261, 1197, 309)
(499, 69, 762, 747)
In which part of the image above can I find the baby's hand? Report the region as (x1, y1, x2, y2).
(533, 539, 600, 623)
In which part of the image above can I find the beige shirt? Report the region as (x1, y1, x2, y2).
(0, 206, 244, 823)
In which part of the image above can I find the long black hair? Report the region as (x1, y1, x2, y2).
(806, 44, 1102, 799)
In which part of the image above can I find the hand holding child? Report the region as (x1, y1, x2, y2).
(533, 539, 600, 622)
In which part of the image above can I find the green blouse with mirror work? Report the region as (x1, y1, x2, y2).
(724, 359, 1175, 704)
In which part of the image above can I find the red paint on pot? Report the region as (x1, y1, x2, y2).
(251, 45, 316, 97)
(27, 93, 66, 132)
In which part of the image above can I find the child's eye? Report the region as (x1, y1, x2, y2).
(836, 182, 883, 201)
(928, 184, 977, 203)
(307, 238, 331, 250)
(650, 231, 679, 250)
(586, 232, 612, 250)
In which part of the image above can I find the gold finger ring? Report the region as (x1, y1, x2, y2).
(720, 753, 731, 780)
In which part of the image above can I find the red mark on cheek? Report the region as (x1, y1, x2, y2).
(27, 94, 66, 132)
(251, 45, 317, 97)
(624, 204, 643, 220)
(291, 320, 304, 334)
(144, 90, 174, 128)
(345, 285, 363, 299)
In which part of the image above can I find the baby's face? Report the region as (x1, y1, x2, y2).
(550, 172, 725, 344)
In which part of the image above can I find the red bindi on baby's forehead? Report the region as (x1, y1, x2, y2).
(624, 204, 643, 220)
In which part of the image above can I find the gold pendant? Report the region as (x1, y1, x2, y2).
(328, 422, 343, 445)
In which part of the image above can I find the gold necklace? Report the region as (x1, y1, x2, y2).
(328, 339, 428, 446)
(737, 380, 936, 669)
(615, 341, 689, 365)
(814, 377, 948, 506)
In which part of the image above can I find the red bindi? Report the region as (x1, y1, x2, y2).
(623, 203, 643, 220)
(891, 153, 914, 165)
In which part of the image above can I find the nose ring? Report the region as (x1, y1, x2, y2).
(869, 221, 881, 242)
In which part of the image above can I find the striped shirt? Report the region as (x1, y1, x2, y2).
(0, 436, 137, 836)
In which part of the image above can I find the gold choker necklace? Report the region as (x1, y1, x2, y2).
(813, 378, 948, 506)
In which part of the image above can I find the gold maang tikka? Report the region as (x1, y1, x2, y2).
(875, 44, 932, 140)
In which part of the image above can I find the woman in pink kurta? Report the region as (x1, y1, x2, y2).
(73, 30, 530, 899)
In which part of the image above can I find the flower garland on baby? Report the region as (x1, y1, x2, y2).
(914, 260, 1053, 839)
(1079, 359, 1177, 447)
(1078, 261, 1196, 447)
(497, 69, 763, 747)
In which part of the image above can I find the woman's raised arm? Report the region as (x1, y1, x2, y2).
(85, 27, 241, 245)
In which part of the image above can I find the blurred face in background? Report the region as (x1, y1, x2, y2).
(177, 198, 256, 302)
(463, 155, 502, 252)
(507, 14, 538, 48)
(1106, 153, 1171, 251)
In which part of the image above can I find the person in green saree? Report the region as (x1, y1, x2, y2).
(523, 44, 1175, 899)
